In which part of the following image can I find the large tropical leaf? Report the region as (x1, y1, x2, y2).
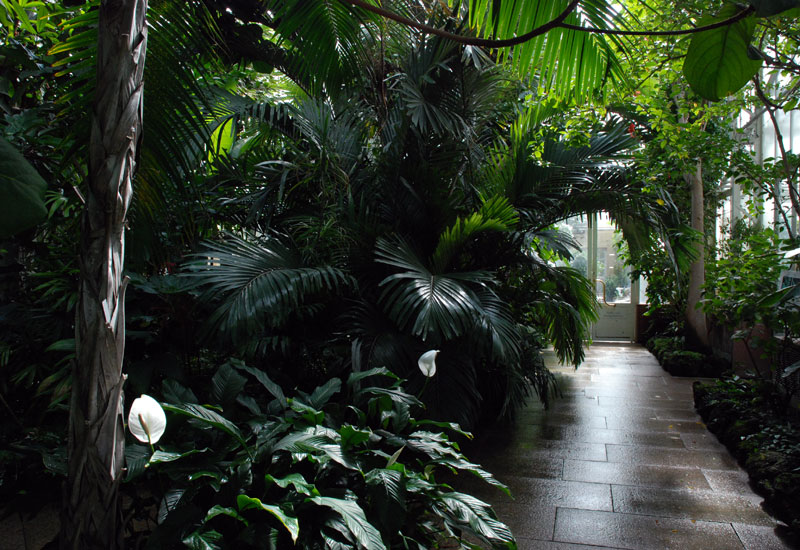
(237, 495, 300, 543)
(161, 402, 249, 449)
(375, 236, 494, 341)
(186, 232, 354, 343)
(0, 137, 47, 237)
(434, 491, 515, 548)
(266, 0, 378, 95)
(431, 195, 519, 272)
(684, 4, 763, 101)
(310, 496, 387, 550)
(473, 288, 522, 363)
(462, 0, 629, 98)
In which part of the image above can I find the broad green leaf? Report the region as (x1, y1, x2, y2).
(307, 377, 341, 408)
(365, 468, 406, 533)
(231, 360, 288, 408)
(124, 444, 150, 481)
(339, 425, 371, 450)
(310, 496, 387, 550)
(205, 505, 248, 526)
(159, 488, 186, 524)
(289, 400, 325, 425)
(266, 473, 318, 496)
(44, 338, 76, 353)
(365, 468, 405, 506)
(684, 6, 762, 101)
(346, 367, 397, 388)
(414, 419, 472, 438)
(274, 430, 359, 470)
(182, 530, 223, 550)
(236, 394, 261, 415)
(162, 402, 248, 450)
(386, 446, 404, 468)
(434, 458, 511, 496)
(749, 0, 800, 16)
(435, 492, 515, 547)
(211, 361, 247, 407)
(237, 495, 300, 542)
(162, 379, 198, 405)
(188, 470, 227, 492)
(149, 448, 205, 464)
(0, 137, 47, 238)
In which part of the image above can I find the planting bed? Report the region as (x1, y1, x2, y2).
(694, 377, 800, 536)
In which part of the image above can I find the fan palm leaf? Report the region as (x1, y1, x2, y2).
(527, 263, 597, 365)
(266, 0, 379, 95)
(186, 232, 354, 344)
(375, 236, 495, 341)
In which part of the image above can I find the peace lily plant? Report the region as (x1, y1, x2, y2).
(128, 394, 167, 449)
(418, 350, 439, 377)
(418, 350, 439, 398)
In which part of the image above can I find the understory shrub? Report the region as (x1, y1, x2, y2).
(125, 359, 516, 549)
(694, 376, 800, 535)
(646, 336, 724, 377)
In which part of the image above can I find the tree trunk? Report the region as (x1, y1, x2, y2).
(685, 160, 709, 348)
(61, 1, 147, 549)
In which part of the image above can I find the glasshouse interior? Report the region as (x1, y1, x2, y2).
(2, 1, 800, 549)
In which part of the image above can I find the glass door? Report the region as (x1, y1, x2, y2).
(561, 213, 638, 341)
(590, 213, 636, 340)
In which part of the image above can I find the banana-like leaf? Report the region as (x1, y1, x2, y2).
(684, 5, 763, 101)
(0, 137, 47, 238)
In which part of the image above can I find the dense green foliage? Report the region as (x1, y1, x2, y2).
(126, 363, 514, 549)
(695, 377, 800, 535)
(2, 0, 800, 547)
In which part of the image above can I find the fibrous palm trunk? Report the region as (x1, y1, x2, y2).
(685, 160, 709, 348)
(61, 1, 148, 548)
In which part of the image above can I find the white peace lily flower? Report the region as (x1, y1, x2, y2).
(418, 350, 440, 378)
(128, 394, 167, 444)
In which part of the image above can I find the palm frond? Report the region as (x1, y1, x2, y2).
(464, 0, 630, 98)
(375, 236, 495, 341)
(473, 288, 522, 363)
(267, 0, 378, 94)
(431, 195, 519, 271)
(186, 232, 354, 344)
(528, 264, 597, 365)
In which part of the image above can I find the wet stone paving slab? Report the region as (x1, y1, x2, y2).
(459, 343, 799, 550)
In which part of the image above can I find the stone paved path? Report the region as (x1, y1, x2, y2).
(460, 343, 798, 550)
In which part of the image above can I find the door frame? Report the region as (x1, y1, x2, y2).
(586, 213, 640, 342)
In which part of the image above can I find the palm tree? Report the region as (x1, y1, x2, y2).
(46, 1, 707, 546)
(61, 2, 147, 548)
